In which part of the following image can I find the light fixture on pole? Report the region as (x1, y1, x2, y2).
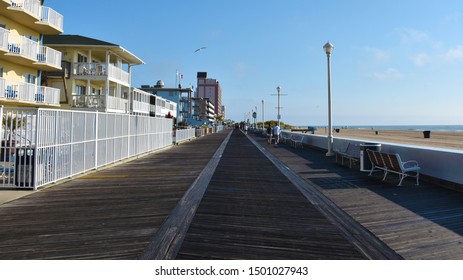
(276, 86, 282, 128)
(262, 99, 264, 130)
(323, 41, 334, 156)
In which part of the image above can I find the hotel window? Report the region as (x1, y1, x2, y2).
(75, 85, 86, 95)
(77, 54, 88, 63)
(24, 74, 36, 84)
(92, 88, 101, 95)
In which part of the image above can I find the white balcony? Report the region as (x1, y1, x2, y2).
(8, 0, 41, 19)
(106, 95, 129, 113)
(38, 6, 63, 34)
(0, 27, 8, 51)
(0, 77, 60, 106)
(72, 94, 105, 109)
(72, 94, 129, 113)
(35, 45, 62, 70)
(132, 100, 150, 115)
(108, 64, 130, 86)
(72, 63, 130, 86)
(6, 34, 39, 61)
(72, 63, 107, 77)
(2, 0, 63, 35)
(2, 32, 61, 70)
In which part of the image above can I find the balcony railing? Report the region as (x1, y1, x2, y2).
(40, 6, 63, 32)
(107, 95, 129, 113)
(72, 63, 107, 76)
(72, 94, 105, 109)
(71, 94, 129, 113)
(108, 64, 130, 85)
(132, 100, 150, 114)
(72, 63, 130, 85)
(10, 0, 41, 19)
(36, 45, 62, 68)
(0, 77, 60, 105)
(7, 34, 39, 60)
(0, 27, 8, 51)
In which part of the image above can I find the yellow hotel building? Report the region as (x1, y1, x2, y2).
(0, 0, 63, 108)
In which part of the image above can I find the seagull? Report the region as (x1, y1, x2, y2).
(194, 47, 207, 53)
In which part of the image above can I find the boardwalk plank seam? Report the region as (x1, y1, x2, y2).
(245, 133, 403, 260)
(138, 130, 233, 260)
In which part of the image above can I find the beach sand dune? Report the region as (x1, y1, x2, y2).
(312, 128, 463, 151)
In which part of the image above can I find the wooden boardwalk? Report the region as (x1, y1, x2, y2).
(1, 128, 463, 259)
(175, 130, 379, 259)
(252, 132, 463, 259)
(0, 131, 229, 259)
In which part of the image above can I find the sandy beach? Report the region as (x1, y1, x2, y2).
(311, 128, 463, 151)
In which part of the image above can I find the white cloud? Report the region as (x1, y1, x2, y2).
(441, 45, 463, 60)
(411, 52, 431, 67)
(371, 68, 403, 81)
(364, 47, 391, 62)
(397, 28, 430, 44)
(395, 28, 442, 48)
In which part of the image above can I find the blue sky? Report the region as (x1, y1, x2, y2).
(47, 0, 463, 126)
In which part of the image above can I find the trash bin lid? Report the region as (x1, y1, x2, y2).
(360, 143, 381, 146)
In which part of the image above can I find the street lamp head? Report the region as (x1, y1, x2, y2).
(323, 41, 334, 55)
(276, 85, 281, 92)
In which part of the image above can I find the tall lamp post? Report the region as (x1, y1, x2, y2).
(276, 86, 282, 128)
(323, 41, 334, 156)
(262, 99, 265, 129)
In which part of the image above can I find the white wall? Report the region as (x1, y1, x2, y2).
(281, 131, 463, 185)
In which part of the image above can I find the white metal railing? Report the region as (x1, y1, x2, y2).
(107, 95, 129, 113)
(174, 128, 196, 144)
(0, 27, 9, 51)
(0, 78, 60, 105)
(36, 46, 62, 68)
(72, 94, 105, 109)
(132, 100, 150, 115)
(10, 0, 41, 19)
(108, 64, 130, 85)
(132, 88, 150, 115)
(7, 34, 39, 61)
(72, 62, 107, 76)
(40, 6, 63, 31)
(0, 107, 173, 190)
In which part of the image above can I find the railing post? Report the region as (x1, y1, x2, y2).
(127, 114, 130, 158)
(94, 110, 98, 169)
(53, 109, 58, 183)
(33, 108, 40, 190)
(70, 111, 73, 176)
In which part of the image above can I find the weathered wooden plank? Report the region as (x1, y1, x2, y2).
(0, 131, 230, 259)
(176, 130, 369, 260)
(260, 133, 463, 259)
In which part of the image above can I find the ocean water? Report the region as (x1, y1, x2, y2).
(299, 125, 463, 131)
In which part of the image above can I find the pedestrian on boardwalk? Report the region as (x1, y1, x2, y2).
(266, 125, 273, 144)
(273, 124, 280, 144)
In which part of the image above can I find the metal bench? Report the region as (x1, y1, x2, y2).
(289, 134, 304, 148)
(366, 150, 420, 186)
(335, 143, 360, 168)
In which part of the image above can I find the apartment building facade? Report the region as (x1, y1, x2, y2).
(42, 35, 144, 114)
(0, 0, 63, 107)
(196, 72, 222, 117)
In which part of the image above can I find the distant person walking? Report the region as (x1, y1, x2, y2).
(244, 124, 248, 134)
(266, 126, 273, 144)
(273, 124, 280, 144)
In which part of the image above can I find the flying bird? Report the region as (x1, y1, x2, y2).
(194, 47, 207, 53)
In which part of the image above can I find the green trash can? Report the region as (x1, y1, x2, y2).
(360, 143, 381, 172)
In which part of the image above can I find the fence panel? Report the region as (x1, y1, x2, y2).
(0, 107, 174, 190)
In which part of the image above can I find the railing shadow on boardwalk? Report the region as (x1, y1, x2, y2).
(252, 133, 463, 245)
